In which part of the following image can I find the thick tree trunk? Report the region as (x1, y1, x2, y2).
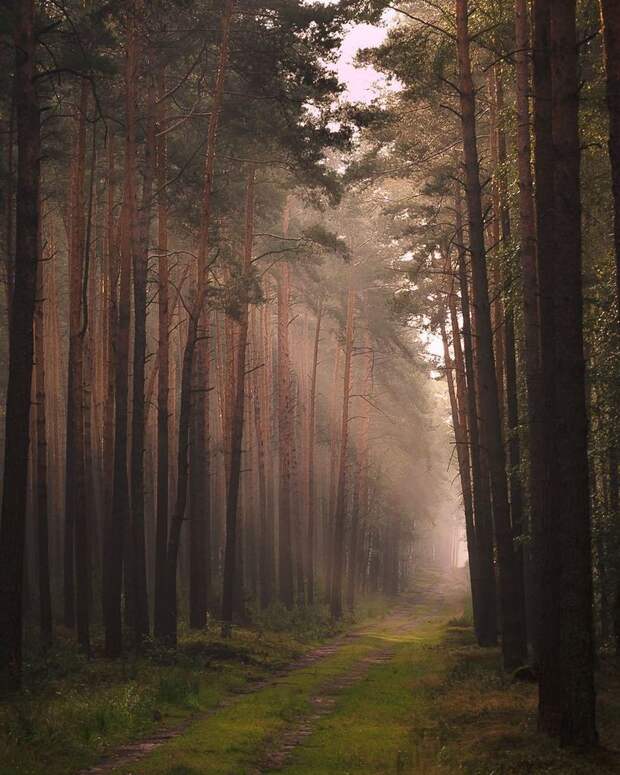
(0, 0, 39, 694)
(600, 0, 620, 320)
(550, 0, 597, 746)
(221, 167, 255, 635)
(330, 286, 355, 620)
(533, 0, 562, 734)
(455, 0, 526, 669)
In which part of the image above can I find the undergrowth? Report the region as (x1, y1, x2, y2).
(0, 622, 302, 775)
(0, 594, 391, 775)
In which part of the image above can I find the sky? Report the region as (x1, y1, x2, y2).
(329, 13, 445, 364)
(334, 22, 392, 103)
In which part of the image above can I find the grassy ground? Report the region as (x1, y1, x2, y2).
(281, 613, 620, 775)
(0, 599, 384, 775)
(4, 587, 620, 775)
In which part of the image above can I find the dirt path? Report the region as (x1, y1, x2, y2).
(81, 578, 460, 775)
(79, 631, 369, 775)
(248, 597, 434, 774)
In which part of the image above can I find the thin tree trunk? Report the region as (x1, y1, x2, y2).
(455, 188, 497, 647)
(221, 166, 255, 635)
(515, 0, 544, 659)
(130, 73, 156, 645)
(189, 328, 210, 629)
(163, 0, 234, 644)
(455, 0, 526, 669)
(65, 79, 90, 653)
(104, 17, 138, 657)
(306, 302, 322, 605)
(330, 286, 355, 620)
(277, 258, 294, 609)
(495, 71, 528, 654)
(443, 292, 480, 636)
(35, 220, 52, 647)
(154, 70, 170, 639)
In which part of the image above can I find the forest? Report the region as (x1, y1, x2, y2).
(0, 0, 619, 773)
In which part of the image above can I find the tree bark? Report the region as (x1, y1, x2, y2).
(533, 0, 563, 734)
(104, 16, 138, 657)
(306, 302, 322, 605)
(277, 258, 294, 609)
(65, 79, 90, 654)
(455, 188, 497, 646)
(455, 0, 526, 669)
(221, 166, 255, 635)
(163, 0, 234, 644)
(154, 71, 170, 639)
(515, 0, 545, 659)
(130, 72, 156, 645)
(330, 286, 355, 620)
(0, 0, 39, 694)
(600, 0, 620, 321)
(550, 0, 597, 746)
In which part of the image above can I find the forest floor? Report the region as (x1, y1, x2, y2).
(2, 572, 620, 775)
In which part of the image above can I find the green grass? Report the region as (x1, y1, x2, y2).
(112, 635, 396, 774)
(0, 626, 306, 775)
(6, 586, 619, 775)
(0, 596, 392, 775)
(282, 611, 620, 775)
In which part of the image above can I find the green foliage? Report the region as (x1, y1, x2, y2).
(249, 600, 345, 641)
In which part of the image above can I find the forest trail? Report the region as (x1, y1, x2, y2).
(82, 575, 464, 775)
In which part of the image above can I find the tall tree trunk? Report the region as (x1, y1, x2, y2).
(0, 0, 39, 694)
(443, 289, 480, 636)
(346, 328, 371, 611)
(306, 302, 322, 605)
(600, 0, 620, 320)
(455, 189, 497, 646)
(154, 71, 170, 638)
(103, 133, 117, 534)
(330, 286, 355, 620)
(189, 328, 210, 629)
(277, 258, 294, 609)
(609, 446, 620, 654)
(533, 0, 562, 734)
(163, 0, 234, 644)
(130, 74, 156, 645)
(35, 242, 52, 647)
(4, 94, 15, 323)
(550, 0, 597, 746)
(65, 79, 90, 653)
(515, 0, 544, 658)
(495, 71, 528, 654)
(104, 17, 138, 657)
(455, 0, 526, 669)
(221, 166, 255, 635)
